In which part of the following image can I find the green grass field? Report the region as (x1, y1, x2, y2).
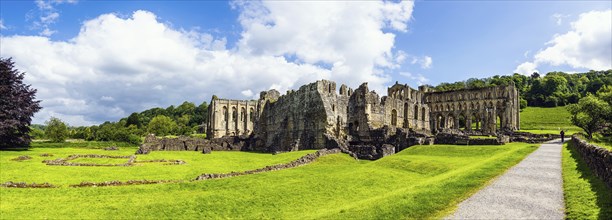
(562, 142, 612, 219)
(519, 106, 581, 135)
(0, 142, 537, 219)
(0, 147, 315, 186)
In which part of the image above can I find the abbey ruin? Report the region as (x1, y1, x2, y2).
(206, 80, 520, 159)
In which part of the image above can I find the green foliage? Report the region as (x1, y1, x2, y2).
(0, 57, 42, 148)
(125, 112, 141, 128)
(45, 117, 68, 143)
(0, 142, 537, 218)
(519, 98, 528, 109)
(567, 94, 611, 139)
(562, 142, 612, 219)
(28, 126, 45, 139)
(147, 115, 177, 136)
(434, 70, 611, 107)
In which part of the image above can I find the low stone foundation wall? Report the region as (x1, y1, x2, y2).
(70, 179, 181, 188)
(1, 181, 56, 188)
(511, 132, 560, 143)
(136, 134, 250, 154)
(195, 148, 341, 180)
(570, 136, 612, 188)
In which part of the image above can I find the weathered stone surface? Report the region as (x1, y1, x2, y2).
(570, 136, 612, 188)
(205, 79, 520, 160)
(11, 155, 32, 161)
(1, 181, 56, 188)
(104, 146, 119, 151)
(201, 147, 212, 154)
(510, 132, 559, 143)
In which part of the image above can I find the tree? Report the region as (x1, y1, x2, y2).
(147, 115, 177, 136)
(567, 94, 611, 139)
(126, 112, 141, 128)
(0, 58, 42, 148)
(45, 117, 68, 142)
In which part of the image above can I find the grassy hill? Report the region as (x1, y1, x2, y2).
(0, 143, 537, 219)
(519, 106, 581, 135)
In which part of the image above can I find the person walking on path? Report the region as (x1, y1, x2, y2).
(560, 130, 565, 143)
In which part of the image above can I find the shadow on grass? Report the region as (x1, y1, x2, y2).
(567, 141, 612, 219)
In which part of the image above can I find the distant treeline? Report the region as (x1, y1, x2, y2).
(31, 101, 209, 144)
(431, 70, 611, 108)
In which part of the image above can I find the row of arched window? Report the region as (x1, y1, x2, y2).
(221, 106, 255, 123)
(431, 101, 498, 112)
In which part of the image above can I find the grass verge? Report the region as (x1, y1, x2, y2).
(562, 142, 612, 219)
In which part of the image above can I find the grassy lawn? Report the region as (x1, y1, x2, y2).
(0, 142, 537, 219)
(0, 146, 315, 186)
(562, 142, 612, 219)
(520, 106, 581, 135)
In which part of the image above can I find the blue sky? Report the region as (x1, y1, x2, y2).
(1, 1, 611, 126)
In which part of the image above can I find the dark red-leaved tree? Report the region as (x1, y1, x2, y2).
(0, 57, 42, 148)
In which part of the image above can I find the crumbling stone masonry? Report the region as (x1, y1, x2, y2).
(203, 79, 520, 159)
(570, 136, 612, 188)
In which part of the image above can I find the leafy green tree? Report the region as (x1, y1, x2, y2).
(0, 57, 42, 148)
(147, 115, 177, 136)
(45, 117, 68, 142)
(567, 94, 611, 139)
(28, 126, 45, 139)
(519, 98, 528, 110)
(126, 112, 141, 128)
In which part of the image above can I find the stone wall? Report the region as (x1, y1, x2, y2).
(207, 98, 259, 138)
(204, 79, 520, 160)
(425, 83, 520, 135)
(570, 136, 612, 188)
(136, 134, 250, 154)
(252, 80, 342, 152)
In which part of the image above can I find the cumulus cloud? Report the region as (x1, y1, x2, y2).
(407, 54, 432, 69)
(399, 72, 429, 86)
(30, 0, 77, 36)
(515, 10, 612, 75)
(1, 1, 414, 126)
(0, 19, 6, 30)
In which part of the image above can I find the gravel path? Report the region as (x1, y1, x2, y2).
(446, 139, 565, 219)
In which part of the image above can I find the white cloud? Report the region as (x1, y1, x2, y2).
(399, 72, 429, 86)
(31, 0, 78, 36)
(234, 1, 413, 92)
(515, 10, 611, 75)
(1, 1, 414, 126)
(0, 19, 6, 30)
(410, 55, 433, 69)
(551, 13, 569, 26)
(514, 62, 539, 75)
(241, 90, 254, 97)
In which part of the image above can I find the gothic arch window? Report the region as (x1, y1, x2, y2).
(223, 106, 228, 122)
(232, 107, 237, 122)
(391, 109, 398, 126)
(250, 108, 255, 122)
(241, 107, 246, 122)
(422, 107, 426, 121)
(414, 105, 419, 119)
